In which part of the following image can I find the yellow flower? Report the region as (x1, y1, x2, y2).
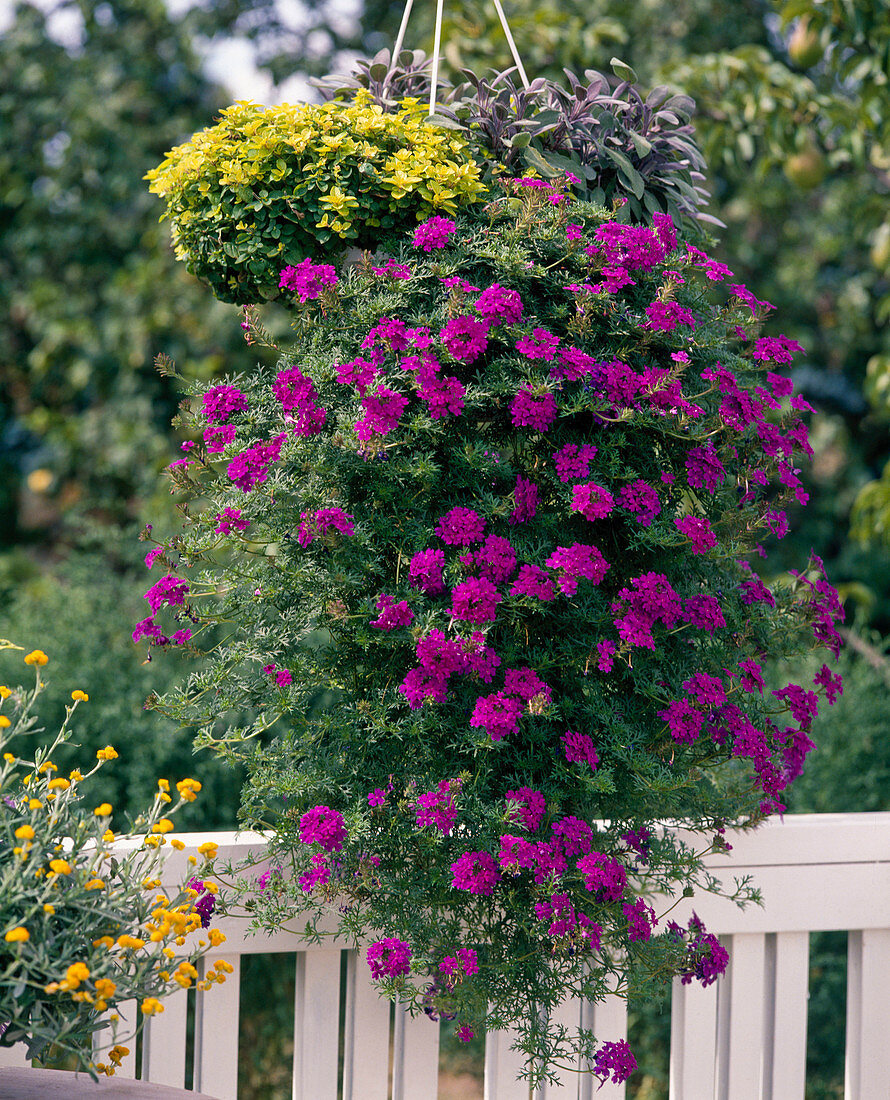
(48, 777, 70, 791)
(28, 798, 42, 810)
(95, 978, 117, 999)
(151, 818, 175, 834)
(43, 904, 55, 915)
(14, 825, 35, 840)
(3, 752, 14, 761)
(69, 769, 83, 781)
(49, 859, 72, 875)
(176, 778, 201, 801)
(141, 998, 164, 1016)
(170, 839, 185, 850)
(197, 841, 218, 858)
(97, 746, 118, 761)
(4, 927, 29, 943)
(37, 761, 56, 773)
(208, 929, 226, 947)
(117, 935, 146, 951)
(24, 650, 49, 666)
(102, 829, 115, 842)
(94, 803, 113, 816)
(0, 686, 11, 699)
(71, 690, 89, 702)
(0, 716, 10, 729)
(200, 881, 219, 895)
(65, 962, 90, 989)
(84, 878, 105, 891)
(157, 779, 170, 792)
(93, 936, 114, 949)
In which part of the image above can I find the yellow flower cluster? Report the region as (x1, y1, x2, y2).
(176, 777, 201, 802)
(145, 901, 202, 944)
(1, 642, 231, 1076)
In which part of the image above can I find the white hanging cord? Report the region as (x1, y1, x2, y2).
(391, 0, 416, 71)
(428, 0, 446, 115)
(491, 0, 530, 88)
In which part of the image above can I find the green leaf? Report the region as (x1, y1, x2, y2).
(610, 57, 638, 84)
(522, 146, 562, 178)
(628, 131, 653, 157)
(605, 148, 645, 198)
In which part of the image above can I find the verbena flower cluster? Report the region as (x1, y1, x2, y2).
(0, 644, 227, 1075)
(142, 184, 842, 1086)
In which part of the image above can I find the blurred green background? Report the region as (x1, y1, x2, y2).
(2, 1, 888, 1096)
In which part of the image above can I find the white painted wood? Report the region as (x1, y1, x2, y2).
(392, 1004, 439, 1100)
(141, 985, 187, 1086)
(536, 996, 582, 1098)
(845, 930, 862, 1100)
(292, 948, 341, 1100)
(342, 949, 389, 1100)
(669, 976, 718, 1100)
(0, 1042, 29, 1069)
(12, 814, 890, 1099)
(768, 931, 808, 1099)
(193, 954, 240, 1100)
(721, 933, 766, 1100)
(579, 995, 627, 1100)
(484, 1028, 529, 1100)
(91, 999, 138, 1079)
(845, 929, 890, 1100)
(141, 985, 188, 1088)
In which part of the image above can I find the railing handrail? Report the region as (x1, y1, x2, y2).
(6, 812, 890, 1098)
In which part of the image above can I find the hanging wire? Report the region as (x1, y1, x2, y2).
(391, 0, 417, 71)
(392, 0, 531, 115)
(428, 0, 447, 115)
(490, 0, 530, 88)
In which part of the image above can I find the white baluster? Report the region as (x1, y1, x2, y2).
(392, 1003, 439, 1100)
(293, 948, 341, 1100)
(194, 954, 241, 1100)
(342, 949, 390, 1100)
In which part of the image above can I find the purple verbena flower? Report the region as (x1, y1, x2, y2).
(371, 593, 414, 631)
(412, 216, 455, 251)
(202, 385, 247, 425)
(562, 729, 599, 771)
(475, 283, 523, 325)
(409, 548, 446, 593)
(510, 388, 557, 431)
(367, 938, 412, 979)
(279, 258, 338, 302)
(450, 851, 500, 894)
(299, 805, 347, 852)
(675, 515, 717, 553)
(436, 507, 486, 546)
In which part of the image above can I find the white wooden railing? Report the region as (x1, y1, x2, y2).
(3, 812, 890, 1099)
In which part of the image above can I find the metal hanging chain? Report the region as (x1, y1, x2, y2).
(390, 0, 531, 116)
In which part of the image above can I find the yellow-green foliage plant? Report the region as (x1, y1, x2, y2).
(146, 90, 487, 303)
